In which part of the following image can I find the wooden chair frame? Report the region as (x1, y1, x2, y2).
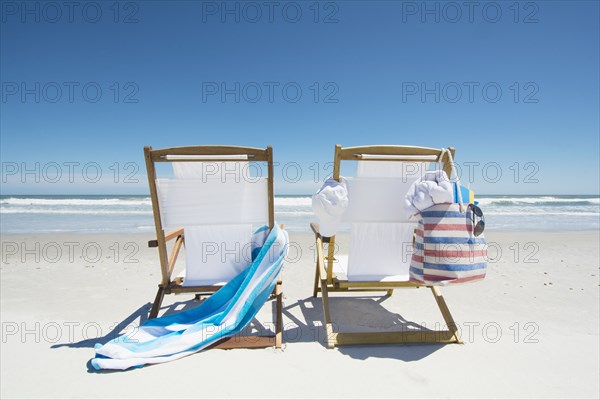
(312, 145, 462, 348)
(144, 145, 282, 349)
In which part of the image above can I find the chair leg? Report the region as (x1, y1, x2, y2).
(320, 279, 336, 349)
(149, 286, 166, 319)
(430, 286, 462, 343)
(312, 260, 320, 298)
(275, 280, 283, 349)
(386, 289, 394, 296)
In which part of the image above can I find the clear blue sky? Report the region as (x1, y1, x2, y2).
(1, 0, 598, 195)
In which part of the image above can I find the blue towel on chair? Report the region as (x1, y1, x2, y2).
(91, 224, 288, 370)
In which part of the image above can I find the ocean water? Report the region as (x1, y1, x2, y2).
(0, 195, 598, 234)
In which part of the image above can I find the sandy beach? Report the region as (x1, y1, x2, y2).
(1, 230, 598, 399)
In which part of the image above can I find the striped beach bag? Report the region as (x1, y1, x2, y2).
(409, 149, 487, 285)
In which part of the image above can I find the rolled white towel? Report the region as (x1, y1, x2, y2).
(404, 170, 453, 218)
(312, 178, 348, 237)
(425, 171, 453, 203)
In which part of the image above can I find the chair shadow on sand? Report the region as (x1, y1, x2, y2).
(51, 296, 276, 351)
(52, 294, 445, 371)
(51, 296, 279, 372)
(282, 295, 447, 361)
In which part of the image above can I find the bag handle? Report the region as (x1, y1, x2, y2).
(440, 148, 464, 212)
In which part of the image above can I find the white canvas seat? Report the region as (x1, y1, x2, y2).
(157, 161, 264, 287)
(175, 224, 253, 286)
(341, 160, 427, 282)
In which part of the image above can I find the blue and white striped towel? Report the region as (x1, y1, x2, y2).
(91, 224, 288, 370)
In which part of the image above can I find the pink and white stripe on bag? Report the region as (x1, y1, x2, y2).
(409, 203, 487, 285)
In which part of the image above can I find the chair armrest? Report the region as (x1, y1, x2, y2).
(310, 222, 331, 243)
(148, 227, 184, 248)
(310, 222, 320, 237)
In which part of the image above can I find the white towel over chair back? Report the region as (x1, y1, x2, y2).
(344, 161, 427, 282)
(156, 161, 269, 286)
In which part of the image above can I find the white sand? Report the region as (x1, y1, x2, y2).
(1, 230, 598, 399)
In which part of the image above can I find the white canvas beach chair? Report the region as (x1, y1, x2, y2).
(144, 145, 283, 349)
(312, 145, 462, 348)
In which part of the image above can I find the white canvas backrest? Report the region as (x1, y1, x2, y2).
(156, 160, 268, 228)
(172, 157, 250, 180)
(345, 161, 428, 282)
(156, 160, 268, 286)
